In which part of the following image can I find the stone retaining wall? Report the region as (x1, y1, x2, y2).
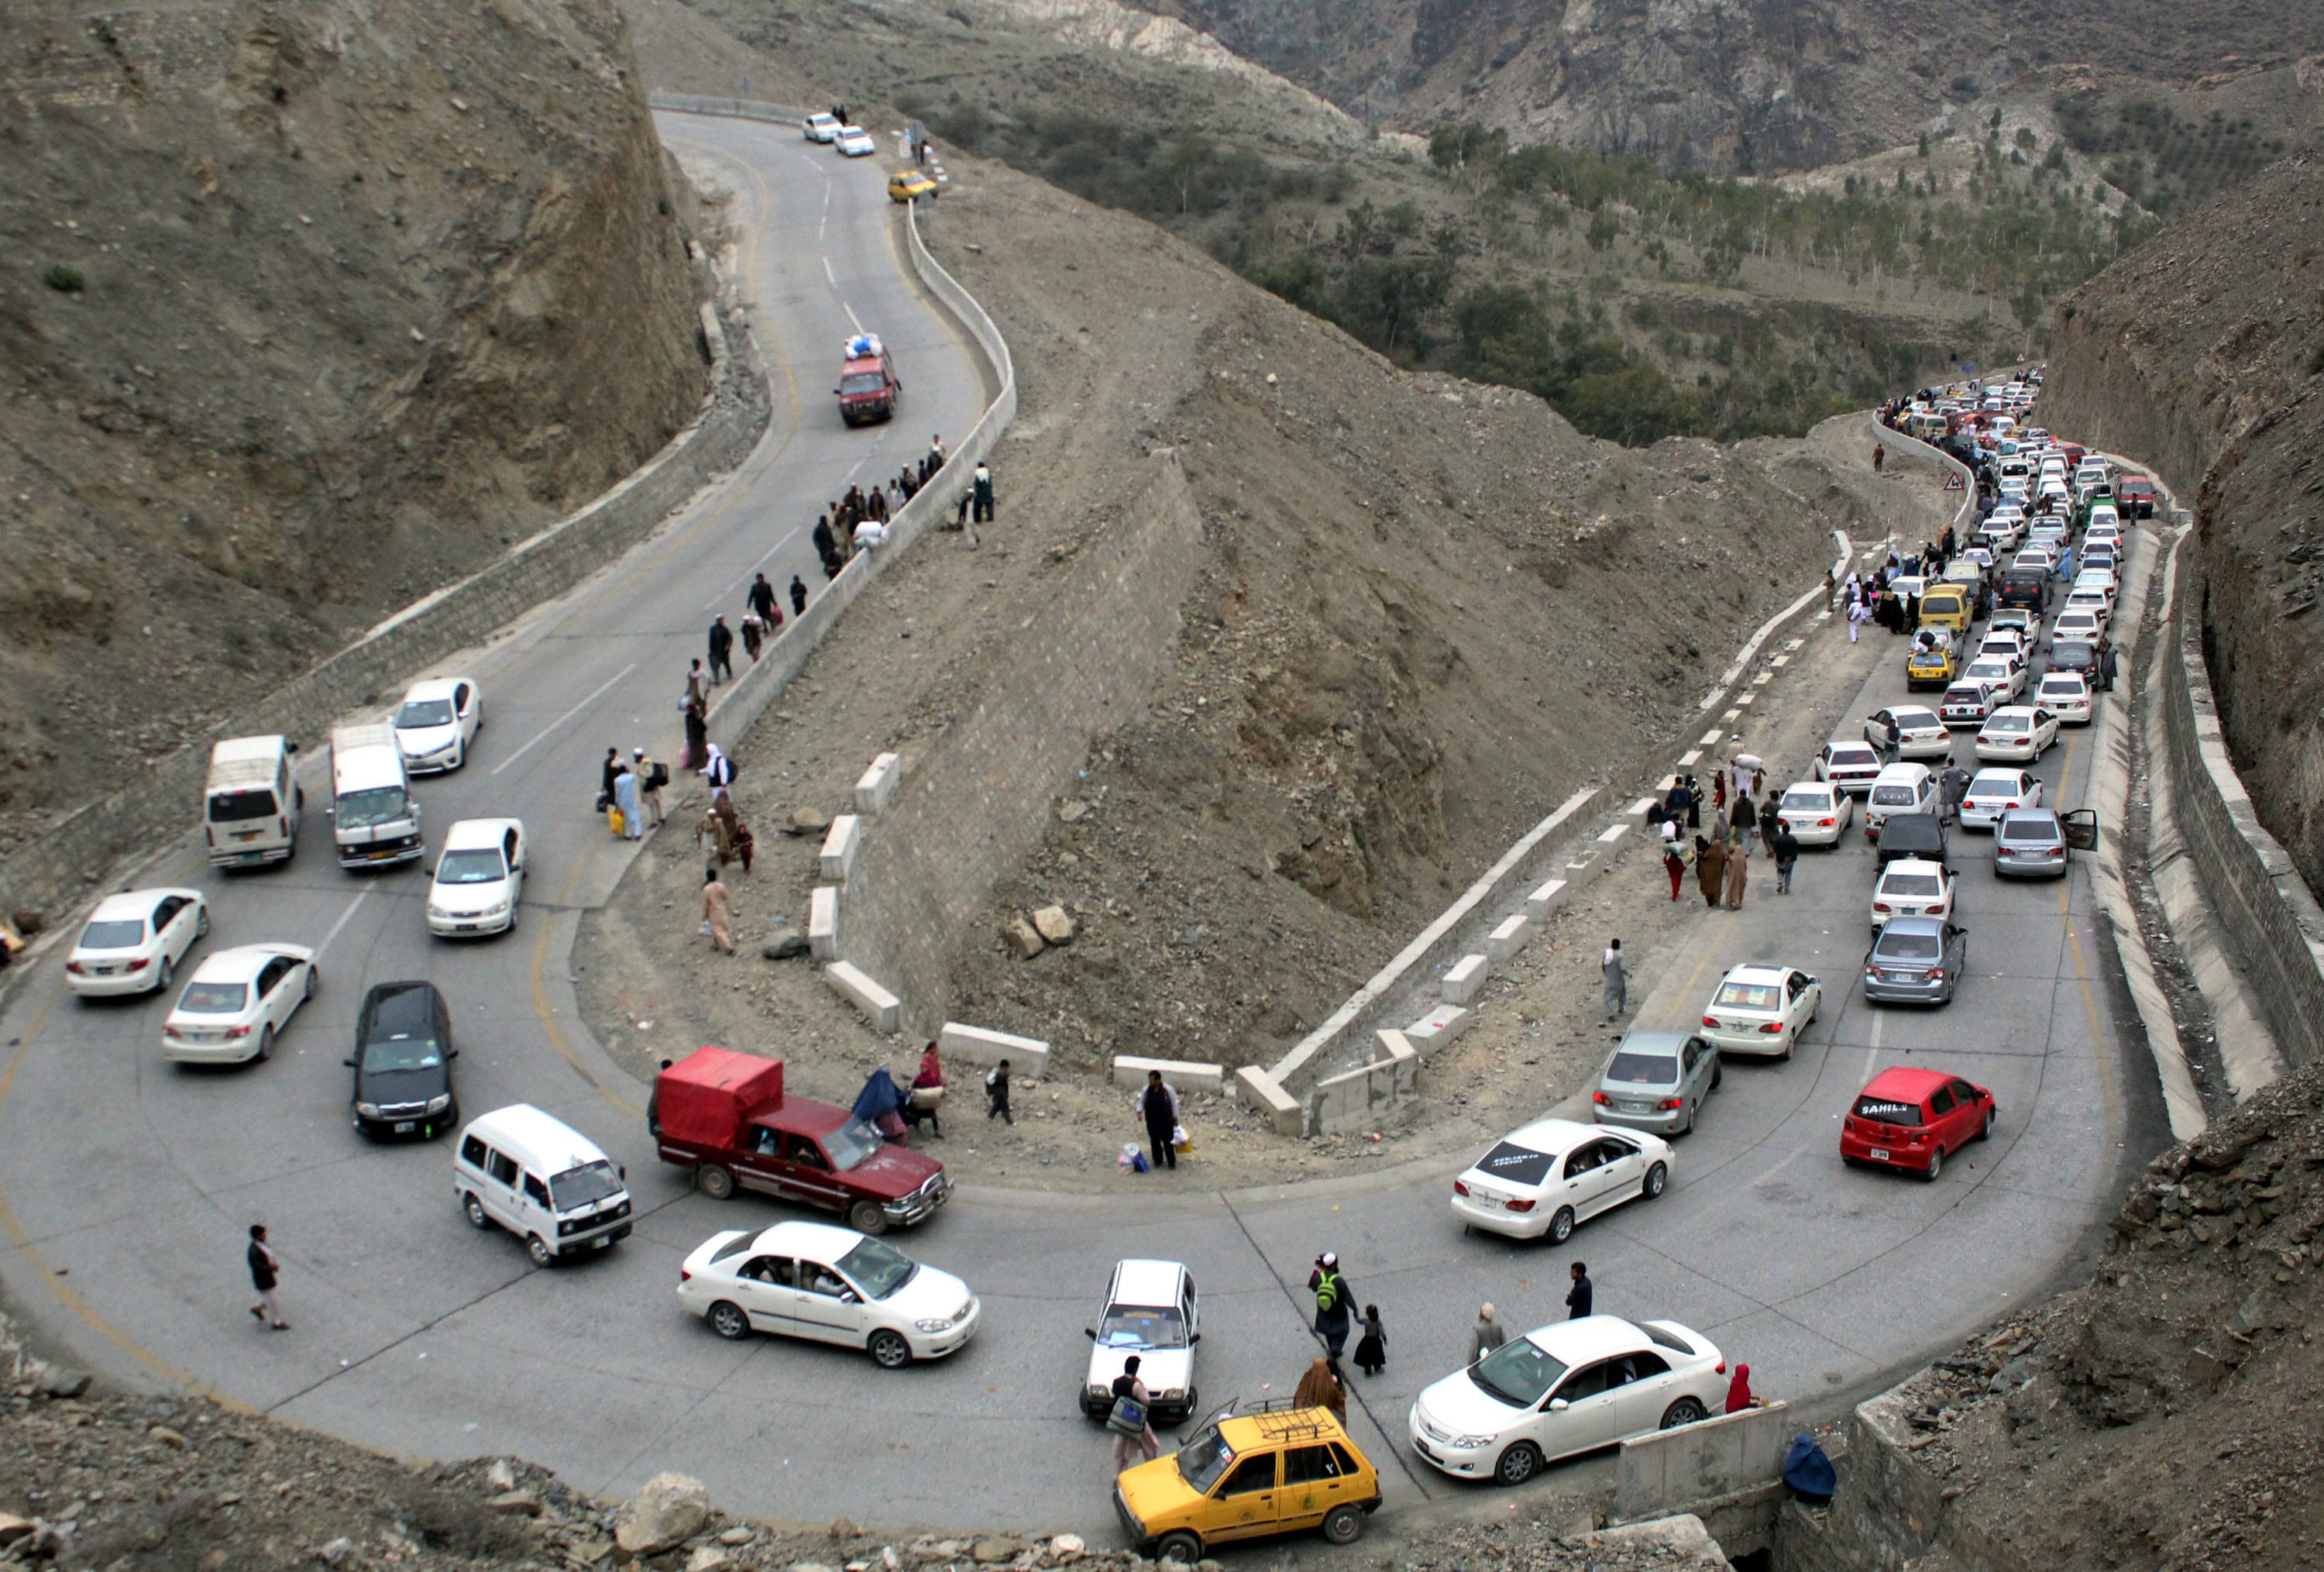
(0, 315, 761, 924)
(2155, 525, 2324, 1072)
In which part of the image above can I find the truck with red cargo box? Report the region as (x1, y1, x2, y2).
(653, 1046, 951, 1233)
(836, 332, 901, 425)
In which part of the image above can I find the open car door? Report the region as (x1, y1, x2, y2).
(2062, 808, 2099, 851)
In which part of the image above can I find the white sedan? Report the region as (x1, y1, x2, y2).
(65, 888, 208, 997)
(834, 125, 876, 157)
(1776, 782, 1854, 846)
(1815, 741, 1886, 795)
(1871, 858, 1956, 930)
(2037, 672, 2094, 725)
(1450, 1118, 1669, 1243)
(1975, 706, 2061, 763)
(677, 1219, 979, 1368)
(162, 944, 317, 1063)
(2051, 609, 2105, 646)
(802, 112, 840, 143)
(1863, 707, 1951, 761)
(1408, 1316, 1728, 1486)
(1697, 964, 1820, 1059)
(427, 818, 527, 937)
(1962, 657, 2025, 702)
(1958, 768, 2045, 830)
(391, 676, 483, 774)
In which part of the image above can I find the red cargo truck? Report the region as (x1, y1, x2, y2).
(836, 332, 901, 425)
(653, 1046, 951, 1233)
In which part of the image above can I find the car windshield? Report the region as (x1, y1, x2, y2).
(1473, 1140, 1559, 1186)
(177, 981, 246, 1013)
(2054, 642, 2095, 664)
(395, 699, 455, 729)
(1782, 789, 1831, 811)
(823, 1117, 883, 1171)
(1872, 785, 1918, 806)
(1098, 1304, 1189, 1350)
(2040, 680, 2082, 697)
(208, 788, 278, 824)
(1875, 930, 1942, 960)
(1944, 689, 1983, 707)
(2000, 817, 2059, 842)
(77, 919, 146, 950)
(1968, 664, 2006, 682)
(1176, 1424, 1236, 1494)
(363, 1031, 442, 1072)
(1714, 980, 1779, 1010)
(1987, 714, 2028, 732)
(837, 1237, 919, 1300)
(1894, 711, 1938, 728)
(336, 786, 411, 830)
(840, 372, 888, 395)
(1882, 874, 1942, 896)
(1854, 1095, 1925, 1127)
(1832, 748, 1876, 768)
(435, 848, 507, 886)
(549, 1159, 624, 1213)
(1970, 772, 2021, 793)
(1469, 1337, 1570, 1408)
(1607, 1052, 1676, 1084)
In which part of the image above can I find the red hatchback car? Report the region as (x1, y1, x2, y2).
(1839, 1067, 1996, 1182)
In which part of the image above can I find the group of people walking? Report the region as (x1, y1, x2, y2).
(1647, 755, 1799, 911)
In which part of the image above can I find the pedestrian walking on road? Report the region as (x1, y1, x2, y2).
(613, 760, 642, 841)
(906, 1041, 947, 1140)
(739, 612, 765, 664)
(1470, 1302, 1506, 1364)
(701, 865, 734, 954)
(1140, 1069, 1180, 1172)
(1662, 841, 1687, 902)
(985, 1058, 1015, 1124)
(1759, 796, 1783, 850)
(1773, 827, 1800, 895)
(1873, 442, 1886, 474)
(1106, 1354, 1161, 1475)
(1722, 838, 1751, 910)
(707, 617, 734, 684)
(1730, 788, 1756, 851)
(646, 1058, 673, 1137)
(686, 659, 711, 710)
(1683, 775, 1701, 830)
(682, 698, 708, 773)
(599, 747, 621, 807)
(1308, 1253, 1352, 1360)
(1353, 1305, 1387, 1376)
(812, 514, 837, 562)
(247, 1224, 287, 1330)
(634, 748, 665, 828)
(1848, 598, 1870, 643)
(1601, 939, 1627, 1020)
(1295, 1356, 1349, 1421)
(703, 742, 735, 804)
(1566, 1262, 1593, 1320)
(748, 573, 777, 626)
(789, 575, 809, 617)
(1824, 569, 1837, 614)
(971, 462, 995, 524)
(1695, 836, 1726, 909)
(2097, 635, 2119, 692)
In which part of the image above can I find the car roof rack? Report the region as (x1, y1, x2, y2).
(1235, 1398, 1336, 1441)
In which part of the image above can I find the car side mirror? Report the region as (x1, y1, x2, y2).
(1085, 1327, 1098, 1340)
(1190, 1332, 1202, 1344)
(1549, 1398, 1570, 1413)
(342, 1058, 356, 1068)
(840, 1290, 860, 1305)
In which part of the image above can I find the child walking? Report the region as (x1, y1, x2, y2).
(1353, 1304, 1387, 1377)
(985, 1059, 1014, 1124)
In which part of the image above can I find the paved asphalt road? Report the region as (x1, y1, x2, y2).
(0, 112, 2165, 1539)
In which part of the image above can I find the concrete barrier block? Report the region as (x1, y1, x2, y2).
(1487, 913, 1532, 960)
(1236, 1065, 1305, 1136)
(1563, 849, 1603, 887)
(854, 752, 902, 815)
(808, 886, 839, 961)
(1524, 878, 1569, 920)
(1597, 823, 1631, 848)
(1615, 1401, 1793, 1520)
(1623, 796, 1656, 826)
(1404, 1003, 1470, 1052)
(820, 814, 863, 882)
(1700, 729, 1724, 747)
(1734, 692, 1757, 707)
(823, 960, 901, 1033)
(1112, 1054, 1225, 1092)
(939, 1022, 1050, 1078)
(1441, 952, 1489, 1005)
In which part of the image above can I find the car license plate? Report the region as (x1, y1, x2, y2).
(394, 1121, 415, 1133)
(239, 851, 266, 865)
(1624, 1102, 1653, 1114)
(457, 924, 477, 932)
(235, 830, 261, 841)
(1869, 1148, 1890, 1161)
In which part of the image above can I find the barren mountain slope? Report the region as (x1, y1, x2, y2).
(2039, 151, 2324, 903)
(1156, 0, 2324, 172)
(0, 0, 704, 837)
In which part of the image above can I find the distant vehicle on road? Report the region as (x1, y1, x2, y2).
(1593, 1031, 1720, 1137)
(455, 1104, 631, 1266)
(653, 1047, 951, 1233)
(163, 944, 314, 1063)
(330, 724, 425, 870)
(1975, 706, 2060, 763)
(1992, 807, 2098, 879)
(391, 676, 482, 774)
(836, 332, 902, 426)
(887, 169, 937, 204)
(1451, 1117, 1669, 1243)
(1865, 707, 1951, 758)
(1865, 762, 1938, 840)
(2036, 672, 2093, 725)
(427, 818, 527, 938)
(1117, 1402, 1380, 1560)
(1081, 1258, 1200, 1423)
(677, 1219, 978, 1368)
(1814, 740, 1886, 794)
(834, 124, 875, 157)
(1871, 858, 1955, 932)
(1697, 964, 1819, 1059)
(1776, 781, 1854, 846)
(803, 112, 840, 143)
(2116, 475, 2156, 518)
(1958, 768, 2044, 831)
(1841, 1067, 1994, 1181)
(1862, 916, 1968, 1006)
(67, 887, 208, 998)
(350, 980, 457, 1138)
(205, 735, 301, 867)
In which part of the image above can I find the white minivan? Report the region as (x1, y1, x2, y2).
(453, 1105, 632, 1267)
(205, 736, 302, 868)
(1864, 762, 1938, 842)
(330, 723, 425, 869)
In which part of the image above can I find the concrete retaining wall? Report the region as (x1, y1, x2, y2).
(1776, 1388, 2032, 1572)
(1615, 1402, 1793, 1521)
(2155, 527, 2324, 1072)
(0, 306, 761, 924)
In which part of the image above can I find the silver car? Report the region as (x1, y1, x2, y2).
(1862, 917, 1968, 1006)
(1593, 1031, 1721, 1137)
(1992, 807, 2099, 879)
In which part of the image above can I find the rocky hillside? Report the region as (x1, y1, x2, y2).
(2039, 150, 2324, 902)
(1153, 0, 2324, 172)
(0, 0, 705, 838)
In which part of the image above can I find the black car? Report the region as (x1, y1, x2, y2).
(2049, 639, 2099, 681)
(1996, 572, 2050, 614)
(1875, 812, 1950, 869)
(348, 980, 458, 1139)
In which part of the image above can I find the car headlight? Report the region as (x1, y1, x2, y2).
(425, 1094, 452, 1115)
(1159, 1388, 1187, 1401)
(427, 903, 451, 919)
(914, 1317, 955, 1333)
(355, 1102, 382, 1118)
(1449, 1433, 1499, 1450)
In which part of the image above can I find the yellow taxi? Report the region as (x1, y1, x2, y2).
(1906, 640, 1959, 690)
(1114, 1403, 1380, 1561)
(886, 170, 938, 204)
(1917, 584, 1973, 635)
